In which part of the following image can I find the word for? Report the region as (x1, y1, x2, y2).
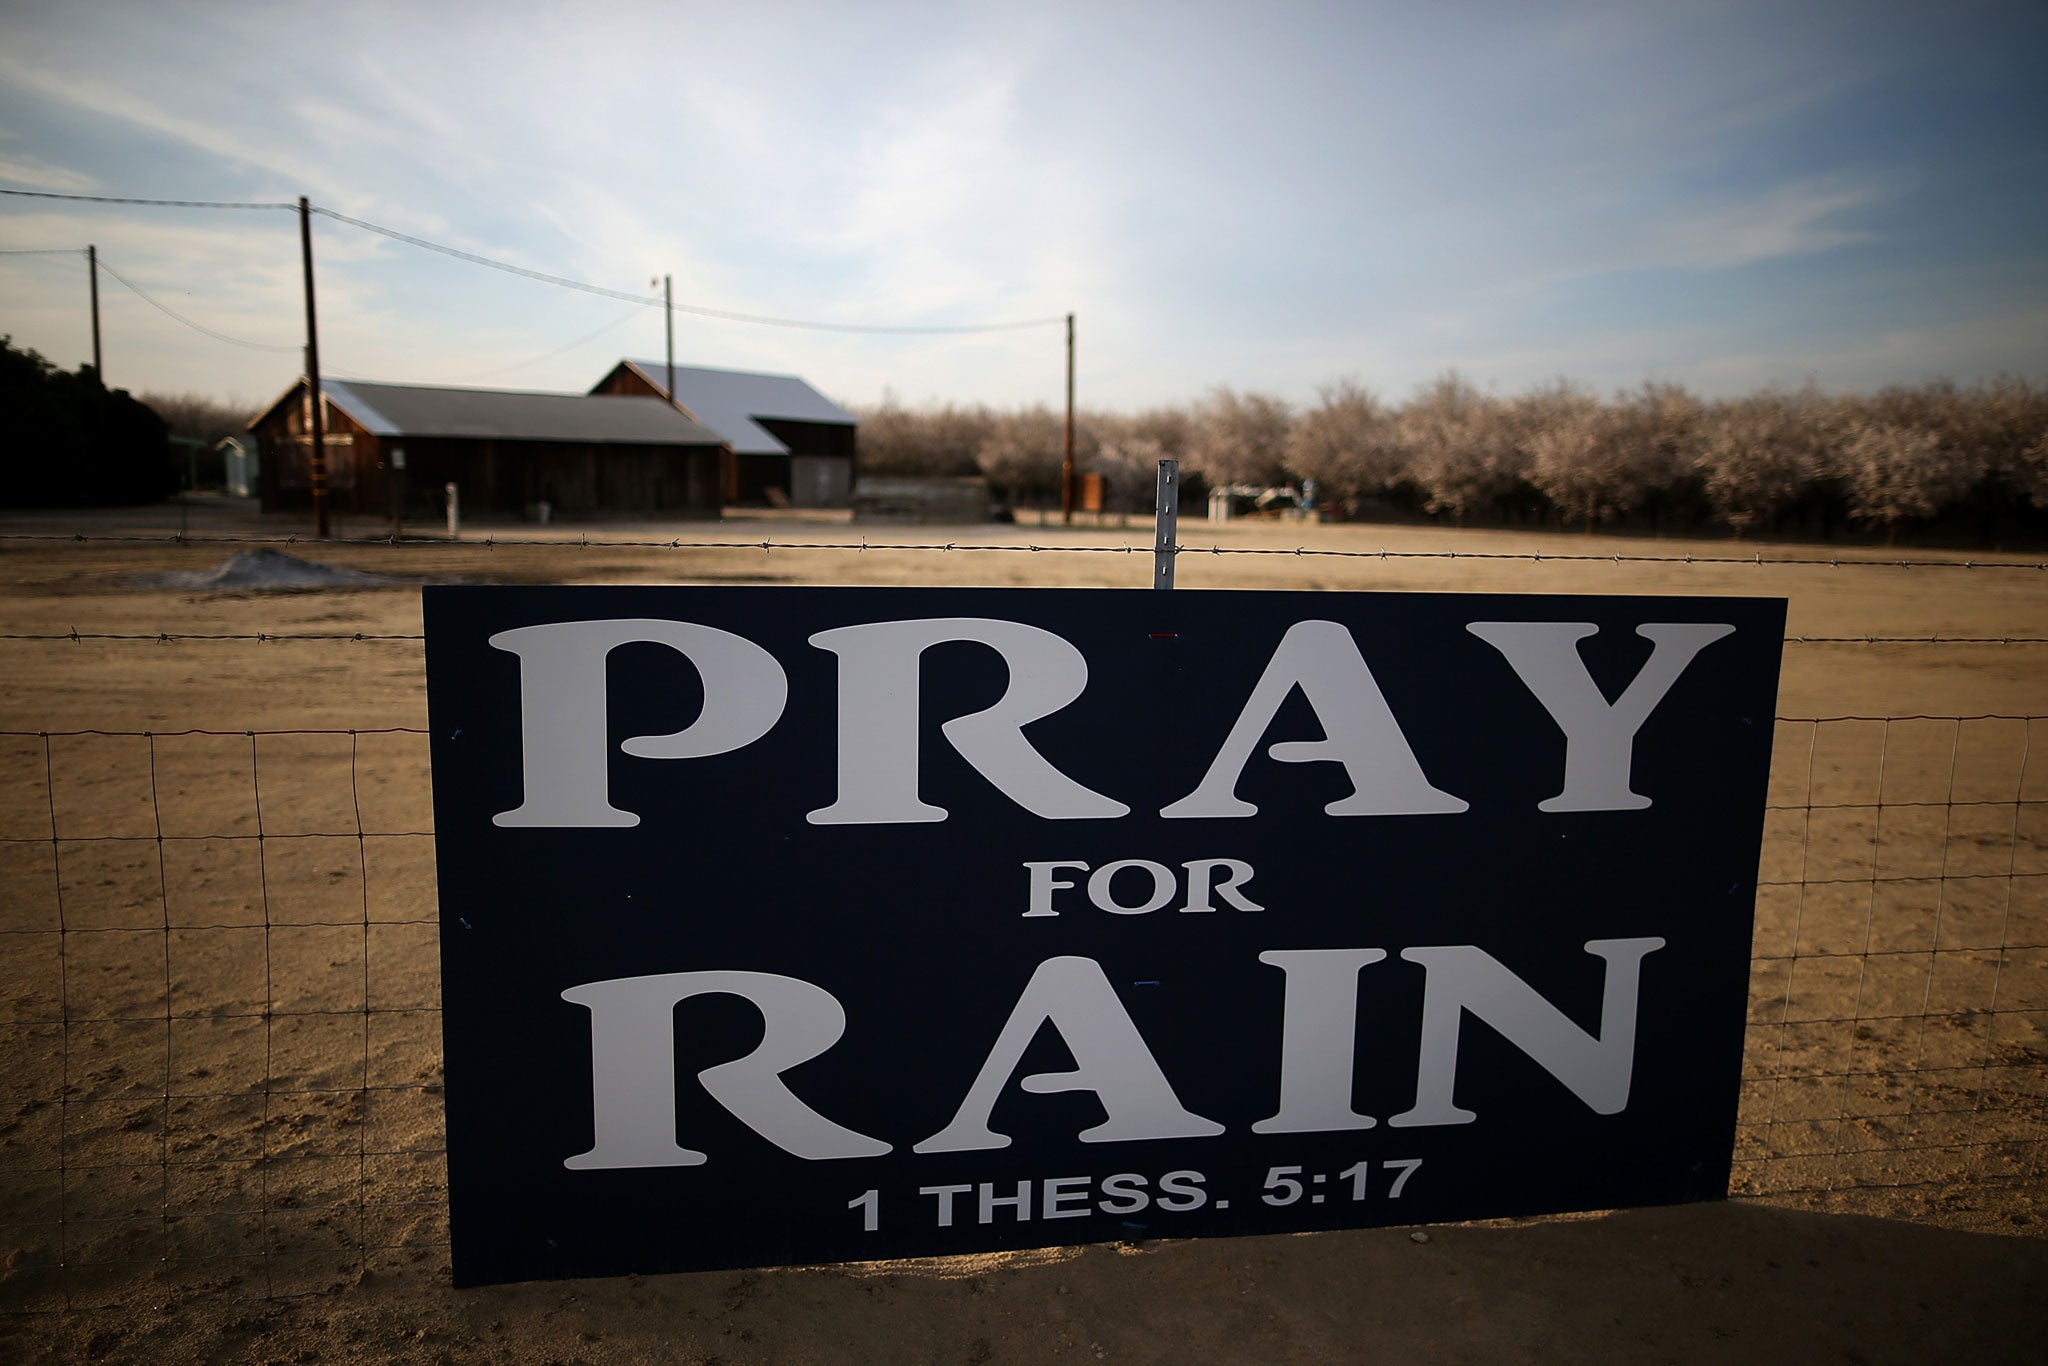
(1021, 857, 1262, 916)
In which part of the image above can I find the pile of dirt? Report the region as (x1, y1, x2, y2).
(138, 547, 399, 591)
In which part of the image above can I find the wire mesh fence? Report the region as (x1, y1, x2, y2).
(1736, 716, 2047, 1224)
(0, 729, 444, 1313)
(1, 527, 2044, 1315)
(1, 712, 2041, 1311)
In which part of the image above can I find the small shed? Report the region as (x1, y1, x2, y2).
(217, 436, 259, 498)
(590, 360, 857, 508)
(250, 378, 730, 518)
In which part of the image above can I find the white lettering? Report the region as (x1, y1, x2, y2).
(1087, 859, 1177, 914)
(1466, 621, 1735, 812)
(1042, 1175, 1092, 1218)
(1252, 948, 1388, 1134)
(1179, 858, 1263, 913)
(921, 1183, 972, 1227)
(913, 955, 1226, 1153)
(1098, 1172, 1150, 1214)
(554, 940, 1673, 1171)
(1156, 1170, 1208, 1210)
(1161, 620, 1468, 820)
(1022, 860, 1090, 917)
(979, 1180, 1032, 1223)
(807, 618, 1129, 825)
(490, 619, 787, 828)
(1022, 857, 1263, 916)
(560, 969, 890, 1169)
(1389, 937, 1666, 1127)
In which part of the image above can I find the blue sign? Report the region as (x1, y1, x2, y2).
(424, 586, 1784, 1285)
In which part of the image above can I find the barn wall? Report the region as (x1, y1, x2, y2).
(754, 417, 855, 461)
(254, 388, 389, 515)
(592, 366, 738, 505)
(732, 453, 789, 506)
(396, 438, 723, 517)
(594, 366, 663, 400)
(755, 417, 856, 508)
(790, 456, 853, 508)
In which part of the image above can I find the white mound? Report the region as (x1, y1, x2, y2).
(147, 548, 397, 591)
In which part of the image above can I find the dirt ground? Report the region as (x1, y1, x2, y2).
(1, 500, 2044, 1364)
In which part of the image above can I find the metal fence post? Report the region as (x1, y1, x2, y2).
(1154, 459, 1178, 590)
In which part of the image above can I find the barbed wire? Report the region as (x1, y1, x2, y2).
(0, 726, 427, 737)
(1773, 712, 2042, 723)
(3, 715, 2041, 740)
(3, 630, 2044, 646)
(1181, 544, 2048, 571)
(3, 529, 2046, 571)
(1, 631, 425, 642)
(1784, 635, 2048, 644)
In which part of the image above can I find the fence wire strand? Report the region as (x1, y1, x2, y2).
(3, 528, 2046, 572)
(8, 631, 2047, 645)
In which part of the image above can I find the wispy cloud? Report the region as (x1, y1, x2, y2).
(0, 2, 2040, 408)
(0, 50, 354, 204)
(1680, 301, 2048, 394)
(0, 151, 96, 193)
(1658, 177, 1894, 270)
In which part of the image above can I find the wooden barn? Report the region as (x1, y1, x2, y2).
(250, 378, 730, 519)
(590, 360, 858, 507)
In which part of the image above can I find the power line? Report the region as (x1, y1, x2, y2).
(310, 206, 1066, 334)
(0, 187, 295, 210)
(4, 186, 1066, 335)
(0, 246, 85, 256)
(309, 206, 653, 305)
(96, 259, 300, 353)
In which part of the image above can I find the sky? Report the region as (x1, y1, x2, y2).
(1, 0, 2044, 417)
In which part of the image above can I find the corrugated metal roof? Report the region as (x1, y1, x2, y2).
(612, 361, 857, 457)
(323, 379, 726, 446)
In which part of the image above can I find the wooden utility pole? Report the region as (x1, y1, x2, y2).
(86, 244, 102, 381)
(1061, 312, 1075, 525)
(664, 274, 675, 407)
(299, 197, 330, 538)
